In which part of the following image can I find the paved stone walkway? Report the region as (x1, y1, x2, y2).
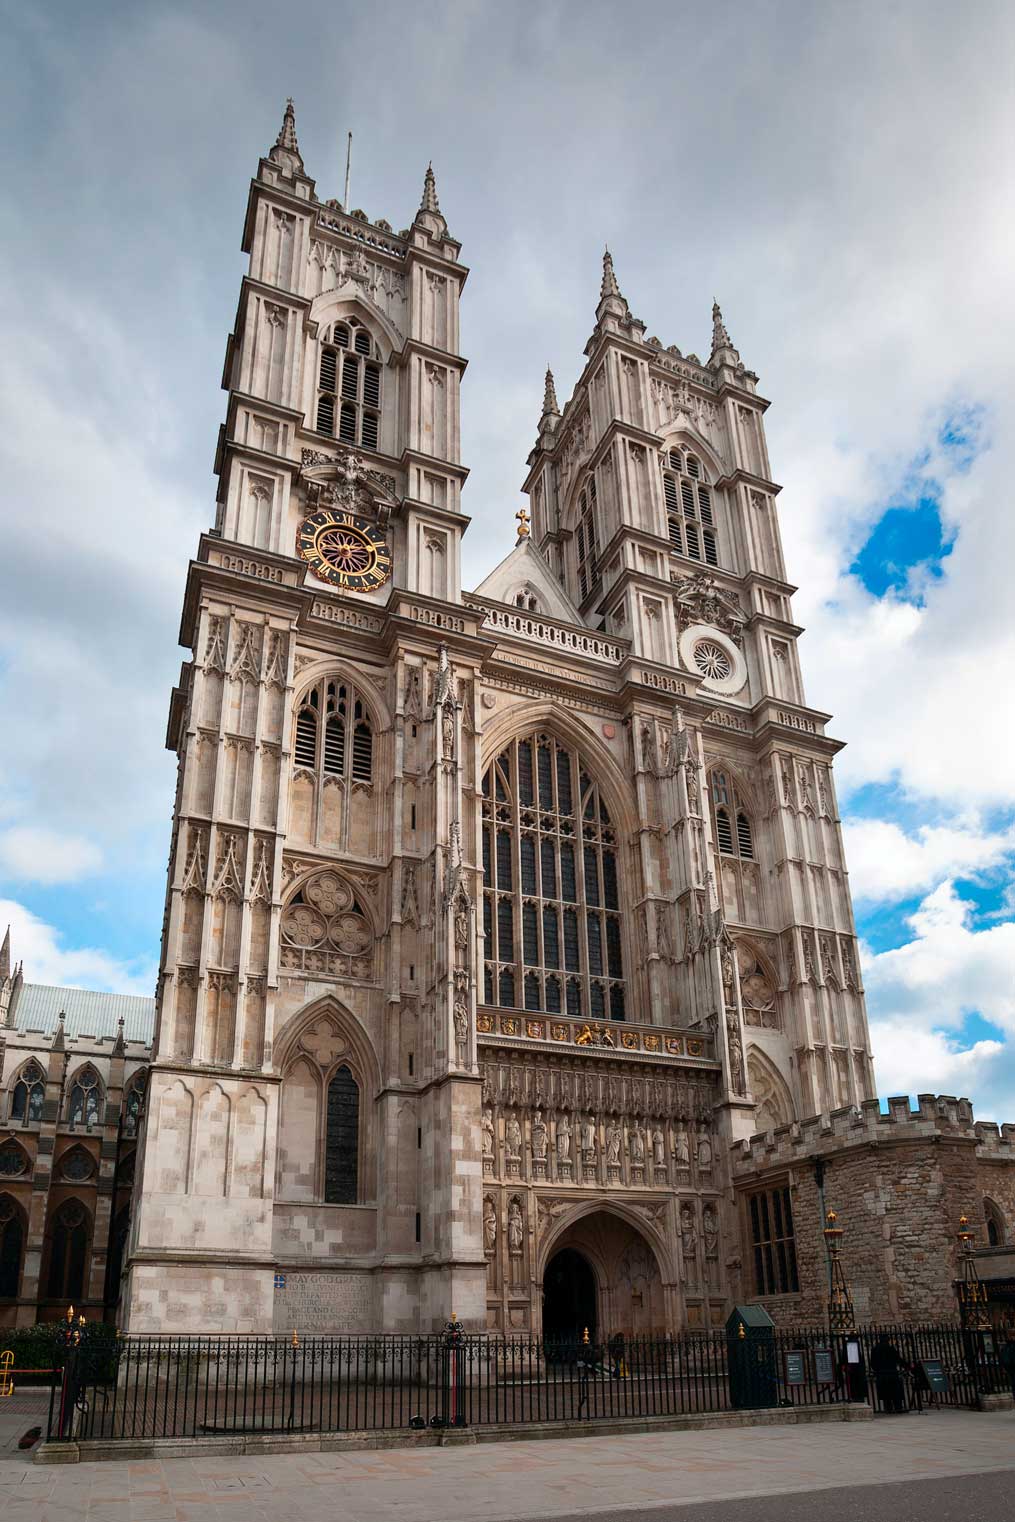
(1, 1405, 1013, 1520)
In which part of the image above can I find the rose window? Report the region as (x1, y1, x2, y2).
(693, 641, 732, 681)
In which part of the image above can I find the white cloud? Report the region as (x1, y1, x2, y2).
(865, 882, 1015, 1033)
(843, 817, 1015, 903)
(0, 899, 156, 998)
(866, 881, 1015, 1112)
(0, 828, 103, 885)
(870, 1022, 1002, 1101)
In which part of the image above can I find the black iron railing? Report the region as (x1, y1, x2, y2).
(45, 1322, 1013, 1445)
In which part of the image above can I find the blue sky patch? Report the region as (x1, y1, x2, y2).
(850, 494, 954, 601)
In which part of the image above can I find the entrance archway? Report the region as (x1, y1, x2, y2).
(540, 1208, 667, 1338)
(543, 1247, 597, 1345)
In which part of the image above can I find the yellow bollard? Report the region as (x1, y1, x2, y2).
(0, 1349, 14, 1398)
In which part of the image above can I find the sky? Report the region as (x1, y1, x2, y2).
(0, 1, 1012, 1115)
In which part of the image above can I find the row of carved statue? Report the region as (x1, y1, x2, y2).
(482, 1107, 715, 1175)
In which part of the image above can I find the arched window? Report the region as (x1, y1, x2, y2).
(60, 1147, 95, 1183)
(663, 449, 719, 567)
(293, 678, 373, 784)
(46, 1200, 90, 1301)
(68, 1066, 102, 1128)
(481, 731, 625, 1021)
(0, 1141, 28, 1179)
(985, 1200, 1006, 1247)
(10, 1062, 45, 1124)
(324, 1065, 360, 1204)
(710, 770, 754, 861)
(122, 1077, 145, 1139)
(315, 320, 382, 450)
(513, 589, 541, 613)
(575, 476, 600, 602)
(0, 1195, 25, 1298)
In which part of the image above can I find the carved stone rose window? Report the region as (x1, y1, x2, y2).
(280, 870, 374, 981)
(737, 944, 779, 1029)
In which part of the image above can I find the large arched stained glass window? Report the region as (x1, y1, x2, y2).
(46, 1200, 90, 1301)
(481, 731, 625, 1022)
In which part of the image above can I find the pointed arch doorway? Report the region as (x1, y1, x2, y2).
(543, 1247, 597, 1347)
(540, 1208, 669, 1343)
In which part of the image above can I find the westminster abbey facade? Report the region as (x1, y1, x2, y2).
(120, 102, 891, 1339)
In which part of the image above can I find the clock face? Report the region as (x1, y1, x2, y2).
(296, 509, 392, 592)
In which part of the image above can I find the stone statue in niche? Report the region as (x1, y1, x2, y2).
(453, 999, 469, 1053)
(556, 1112, 572, 1161)
(726, 1009, 745, 1093)
(442, 710, 456, 759)
(531, 1110, 548, 1161)
(580, 1114, 597, 1162)
(455, 903, 470, 961)
(680, 1203, 697, 1257)
(630, 1124, 646, 1165)
(507, 1198, 524, 1255)
(697, 1133, 712, 1171)
(652, 1127, 666, 1167)
(641, 722, 658, 774)
(505, 1113, 522, 1156)
(703, 1203, 719, 1257)
(721, 942, 736, 1002)
(482, 1109, 495, 1157)
(673, 1130, 690, 1168)
(606, 1121, 623, 1167)
(483, 1198, 497, 1254)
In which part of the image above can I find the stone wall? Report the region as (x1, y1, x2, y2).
(732, 1095, 1015, 1326)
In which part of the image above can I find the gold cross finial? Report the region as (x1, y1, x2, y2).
(516, 507, 530, 540)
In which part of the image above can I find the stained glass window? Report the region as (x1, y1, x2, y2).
(481, 732, 624, 1020)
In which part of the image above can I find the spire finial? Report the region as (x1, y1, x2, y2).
(516, 507, 531, 541)
(269, 98, 304, 175)
(601, 247, 621, 300)
(709, 299, 738, 362)
(541, 366, 560, 419)
(420, 162, 440, 215)
(0, 926, 9, 982)
(276, 98, 299, 154)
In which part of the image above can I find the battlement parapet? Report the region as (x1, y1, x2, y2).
(732, 1092, 1015, 1174)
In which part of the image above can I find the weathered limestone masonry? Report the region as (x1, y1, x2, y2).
(121, 101, 886, 1337)
(732, 1096, 1015, 1325)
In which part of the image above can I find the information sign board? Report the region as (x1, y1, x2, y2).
(783, 1350, 806, 1386)
(814, 1347, 835, 1384)
(918, 1358, 950, 1393)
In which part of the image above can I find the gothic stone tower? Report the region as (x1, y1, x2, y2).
(125, 106, 874, 1335)
(124, 107, 484, 1333)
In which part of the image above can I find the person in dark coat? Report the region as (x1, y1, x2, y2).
(869, 1335, 908, 1413)
(1000, 1333, 1015, 1399)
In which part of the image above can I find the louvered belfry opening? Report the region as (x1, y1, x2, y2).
(663, 449, 719, 567)
(710, 769, 755, 861)
(293, 679, 374, 785)
(315, 320, 382, 451)
(481, 731, 625, 1022)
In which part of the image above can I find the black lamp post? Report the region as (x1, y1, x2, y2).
(823, 1210, 855, 1334)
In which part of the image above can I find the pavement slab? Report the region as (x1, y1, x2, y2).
(1, 1402, 1013, 1520)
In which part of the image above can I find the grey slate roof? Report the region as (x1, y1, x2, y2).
(10, 982, 156, 1046)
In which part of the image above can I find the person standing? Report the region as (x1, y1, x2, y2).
(869, 1335, 907, 1414)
